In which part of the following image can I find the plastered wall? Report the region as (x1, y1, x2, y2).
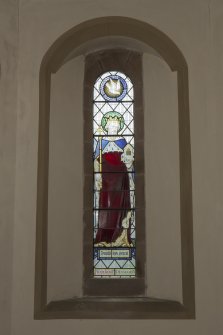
(47, 56, 84, 301)
(0, 1, 18, 335)
(0, 0, 221, 334)
(144, 54, 182, 301)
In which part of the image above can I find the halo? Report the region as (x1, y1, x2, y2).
(101, 111, 125, 133)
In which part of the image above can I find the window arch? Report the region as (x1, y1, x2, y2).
(35, 17, 195, 319)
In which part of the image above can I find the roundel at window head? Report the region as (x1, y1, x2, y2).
(100, 75, 127, 101)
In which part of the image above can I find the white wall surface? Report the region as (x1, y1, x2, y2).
(0, 0, 221, 334)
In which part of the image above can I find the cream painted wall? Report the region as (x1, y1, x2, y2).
(47, 56, 84, 301)
(0, 1, 18, 335)
(0, 0, 220, 334)
(144, 54, 182, 301)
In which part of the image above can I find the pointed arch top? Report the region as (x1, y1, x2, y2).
(41, 16, 187, 74)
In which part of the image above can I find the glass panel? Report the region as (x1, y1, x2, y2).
(93, 71, 135, 279)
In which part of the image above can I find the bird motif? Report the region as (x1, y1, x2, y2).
(105, 78, 122, 96)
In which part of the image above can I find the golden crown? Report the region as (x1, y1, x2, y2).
(106, 115, 121, 122)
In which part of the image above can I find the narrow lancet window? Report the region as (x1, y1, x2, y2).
(93, 71, 136, 278)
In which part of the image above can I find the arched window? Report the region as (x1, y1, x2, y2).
(35, 17, 195, 319)
(83, 50, 145, 296)
(93, 71, 136, 278)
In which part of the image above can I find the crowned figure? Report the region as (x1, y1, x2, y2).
(94, 111, 134, 247)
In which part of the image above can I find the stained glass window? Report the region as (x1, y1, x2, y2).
(93, 71, 136, 278)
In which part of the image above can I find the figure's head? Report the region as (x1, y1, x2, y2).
(106, 119, 120, 135)
(101, 111, 124, 134)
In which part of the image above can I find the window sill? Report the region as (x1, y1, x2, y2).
(34, 297, 195, 319)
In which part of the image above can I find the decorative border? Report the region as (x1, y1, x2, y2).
(35, 16, 195, 319)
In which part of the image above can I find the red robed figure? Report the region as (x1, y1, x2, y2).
(94, 137, 132, 246)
